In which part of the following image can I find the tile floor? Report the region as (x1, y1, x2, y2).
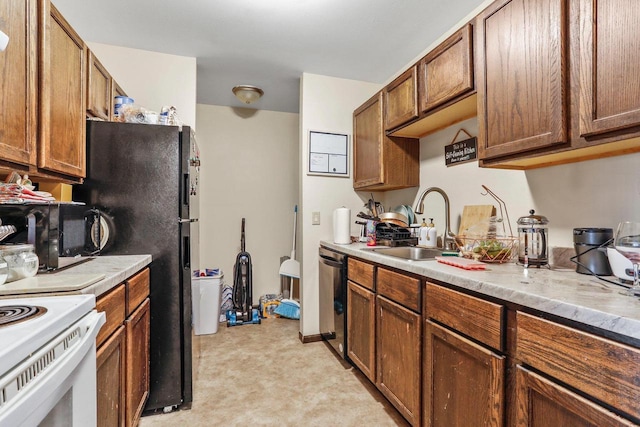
(139, 317, 407, 426)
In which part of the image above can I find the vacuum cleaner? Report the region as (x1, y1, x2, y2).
(226, 218, 261, 327)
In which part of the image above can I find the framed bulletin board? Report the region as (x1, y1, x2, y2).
(308, 131, 350, 177)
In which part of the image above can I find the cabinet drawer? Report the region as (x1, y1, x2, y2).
(348, 258, 375, 291)
(516, 311, 640, 419)
(426, 283, 503, 351)
(126, 268, 150, 316)
(96, 283, 126, 347)
(377, 268, 420, 313)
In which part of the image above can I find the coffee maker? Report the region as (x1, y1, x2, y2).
(517, 210, 549, 268)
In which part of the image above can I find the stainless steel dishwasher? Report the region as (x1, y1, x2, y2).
(318, 246, 347, 358)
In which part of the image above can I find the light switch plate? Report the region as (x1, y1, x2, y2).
(312, 211, 320, 225)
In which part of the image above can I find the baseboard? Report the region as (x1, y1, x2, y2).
(299, 331, 323, 343)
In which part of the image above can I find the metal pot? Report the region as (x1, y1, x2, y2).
(517, 210, 549, 267)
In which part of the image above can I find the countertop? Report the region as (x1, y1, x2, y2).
(322, 241, 640, 342)
(0, 255, 152, 299)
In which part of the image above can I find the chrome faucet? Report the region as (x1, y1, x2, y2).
(414, 187, 456, 250)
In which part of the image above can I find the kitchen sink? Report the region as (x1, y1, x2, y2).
(363, 246, 443, 261)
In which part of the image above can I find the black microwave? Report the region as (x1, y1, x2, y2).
(0, 203, 101, 271)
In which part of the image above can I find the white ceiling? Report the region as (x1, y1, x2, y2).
(52, 0, 485, 113)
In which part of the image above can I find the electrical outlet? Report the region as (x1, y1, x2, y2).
(312, 211, 320, 225)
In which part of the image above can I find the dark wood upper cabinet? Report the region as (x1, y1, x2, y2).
(353, 91, 419, 191)
(0, 0, 38, 169)
(384, 67, 418, 131)
(87, 49, 112, 121)
(38, 1, 86, 178)
(476, 0, 569, 161)
(578, 0, 640, 137)
(419, 24, 474, 113)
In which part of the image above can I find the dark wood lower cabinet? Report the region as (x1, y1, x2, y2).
(376, 295, 421, 426)
(347, 280, 376, 381)
(97, 325, 126, 427)
(424, 320, 505, 427)
(514, 366, 635, 427)
(125, 298, 150, 427)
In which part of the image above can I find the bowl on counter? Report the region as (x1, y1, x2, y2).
(606, 247, 633, 281)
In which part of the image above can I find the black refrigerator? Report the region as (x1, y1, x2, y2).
(76, 120, 200, 412)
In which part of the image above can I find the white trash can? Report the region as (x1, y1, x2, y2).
(192, 273, 223, 335)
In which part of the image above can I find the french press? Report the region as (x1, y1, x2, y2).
(517, 210, 549, 267)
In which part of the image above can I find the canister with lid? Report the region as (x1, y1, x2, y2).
(0, 244, 39, 282)
(517, 210, 549, 267)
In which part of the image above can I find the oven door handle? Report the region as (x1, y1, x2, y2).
(319, 255, 343, 269)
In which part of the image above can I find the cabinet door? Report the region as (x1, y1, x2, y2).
(384, 67, 418, 130)
(38, 1, 86, 178)
(353, 92, 419, 191)
(578, 0, 640, 137)
(424, 320, 504, 427)
(515, 366, 635, 427)
(0, 0, 38, 167)
(419, 24, 474, 113)
(347, 281, 376, 381)
(476, 0, 568, 160)
(97, 325, 126, 427)
(87, 49, 112, 120)
(376, 295, 421, 426)
(125, 298, 150, 427)
(354, 92, 384, 188)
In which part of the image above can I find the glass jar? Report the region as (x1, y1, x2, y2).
(0, 244, 39, 282)
(0, 255, 8, 286)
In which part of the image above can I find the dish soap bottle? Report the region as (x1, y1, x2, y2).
(423, 218, 437, 248)
(418, 218, 428, 246)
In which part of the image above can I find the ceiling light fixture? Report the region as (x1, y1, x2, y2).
(232, 85, 264, 104)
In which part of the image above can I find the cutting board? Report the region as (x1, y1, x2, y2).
(458, 205, 496, 236)
(0, 273, 106, 296)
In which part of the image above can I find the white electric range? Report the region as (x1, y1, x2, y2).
(0, 294, 105, 426)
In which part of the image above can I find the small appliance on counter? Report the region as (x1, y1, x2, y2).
(0, 203, 102, 272)
(572, 228, 613, 276)
(517, 210, 549, 268)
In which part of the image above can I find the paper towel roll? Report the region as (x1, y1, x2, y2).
(333, 207, 351, 244)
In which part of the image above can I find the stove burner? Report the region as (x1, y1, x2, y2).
(0, 305, 47, 327)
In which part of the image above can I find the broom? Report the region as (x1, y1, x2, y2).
(276, 205, 300, 319)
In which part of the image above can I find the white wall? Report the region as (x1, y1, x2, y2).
(196, 104, 299, 303)
(87, 42, 197, 128)
(384, 118, 535, 244)
(383, 117, 640, 250)
(299, 73, 381, 337)
(383, 118, 640, 248)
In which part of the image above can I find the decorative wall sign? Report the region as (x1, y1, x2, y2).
(445, 128, 477, 166)
(308, 131, 350, 177)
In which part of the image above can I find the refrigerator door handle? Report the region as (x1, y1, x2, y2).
(178, 218, 199, 223)
(183, 173, 190, 207)
(183, 235, 190, 269)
